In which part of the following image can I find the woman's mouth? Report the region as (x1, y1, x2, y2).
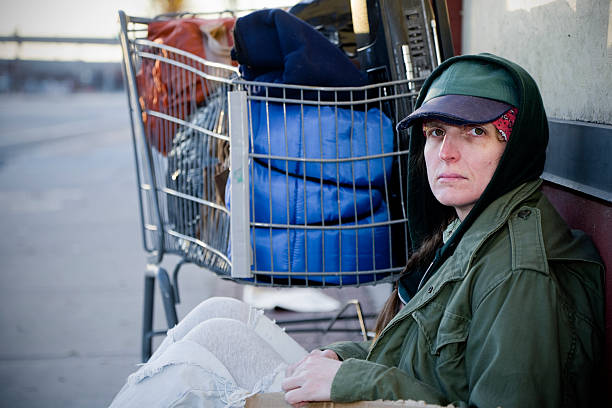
(437, 173, 466, 182)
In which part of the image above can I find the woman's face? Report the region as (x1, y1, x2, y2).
(423, 120, 507, 220)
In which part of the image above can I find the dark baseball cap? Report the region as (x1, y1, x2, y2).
(397, 59, 519, 130)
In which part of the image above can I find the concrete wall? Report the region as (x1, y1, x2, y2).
(461, 0, 612, 125)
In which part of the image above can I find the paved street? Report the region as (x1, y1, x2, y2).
(0, 91, 386, 407)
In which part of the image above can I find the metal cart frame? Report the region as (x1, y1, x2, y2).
(118, 9, 427, 361)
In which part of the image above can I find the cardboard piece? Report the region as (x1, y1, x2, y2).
(245, 392, 454, 408)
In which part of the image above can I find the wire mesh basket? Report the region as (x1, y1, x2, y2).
(119, 10, 424, 287)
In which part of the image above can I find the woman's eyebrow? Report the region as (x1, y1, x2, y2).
(422, 120, 447, 127)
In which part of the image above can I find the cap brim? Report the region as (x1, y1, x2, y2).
(397, 95, 513, 130)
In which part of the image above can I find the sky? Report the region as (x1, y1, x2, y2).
(0, 0, 291, 62)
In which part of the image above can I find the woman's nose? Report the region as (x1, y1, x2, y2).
(439, 134, 459, 161)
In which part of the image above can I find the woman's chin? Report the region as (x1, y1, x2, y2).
(433, 192, 476, 212)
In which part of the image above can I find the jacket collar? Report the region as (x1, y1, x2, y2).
(451, 179, 542, 270)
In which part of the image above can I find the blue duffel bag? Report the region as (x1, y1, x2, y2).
(246, 160, 383, 225)
(225, 163, 392, 284)
(250, 101, 394, 188)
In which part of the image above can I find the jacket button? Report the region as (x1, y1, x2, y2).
(427, 286, 434, 293)
(518, 209, 532, 219)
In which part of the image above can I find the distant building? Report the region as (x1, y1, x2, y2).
(0, 59, 124, 93)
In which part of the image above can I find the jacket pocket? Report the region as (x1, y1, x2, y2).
(412, 302, 470, 359)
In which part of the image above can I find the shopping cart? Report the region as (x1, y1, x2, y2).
(118, 9, 427, 361)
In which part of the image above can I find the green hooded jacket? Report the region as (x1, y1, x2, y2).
(325, 54, 605, 407)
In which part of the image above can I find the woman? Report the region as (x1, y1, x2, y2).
(110, 54, 604, 408)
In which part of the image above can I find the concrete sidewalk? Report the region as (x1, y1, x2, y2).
(0, 92, 388, 407)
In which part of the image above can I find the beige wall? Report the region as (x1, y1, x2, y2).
(461, 0, 612, 124)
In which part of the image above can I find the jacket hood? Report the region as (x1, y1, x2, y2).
(401, 53, 549, 294)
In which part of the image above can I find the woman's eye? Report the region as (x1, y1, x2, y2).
(426, 128, 445, 138)
(468, 127, 485, 136)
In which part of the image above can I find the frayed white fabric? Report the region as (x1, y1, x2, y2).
(110, 340, 244, 407)
(109, 298, 307, 408)
(181, 318, 285, 391)
(150, 297, 251, 363)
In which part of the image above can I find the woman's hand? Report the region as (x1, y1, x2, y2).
(282, 349, 342, 407)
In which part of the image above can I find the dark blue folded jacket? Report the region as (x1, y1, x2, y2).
(231, 8, 368, 89)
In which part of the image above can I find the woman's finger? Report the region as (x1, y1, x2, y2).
(281, 372, 304, 392)
(283, 354, 341, 404)
(284, 386, 308, 406)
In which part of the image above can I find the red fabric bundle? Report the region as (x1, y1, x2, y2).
(136, 17, 235, 155)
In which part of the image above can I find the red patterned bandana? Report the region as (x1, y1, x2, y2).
(492, 108, 518, 141)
